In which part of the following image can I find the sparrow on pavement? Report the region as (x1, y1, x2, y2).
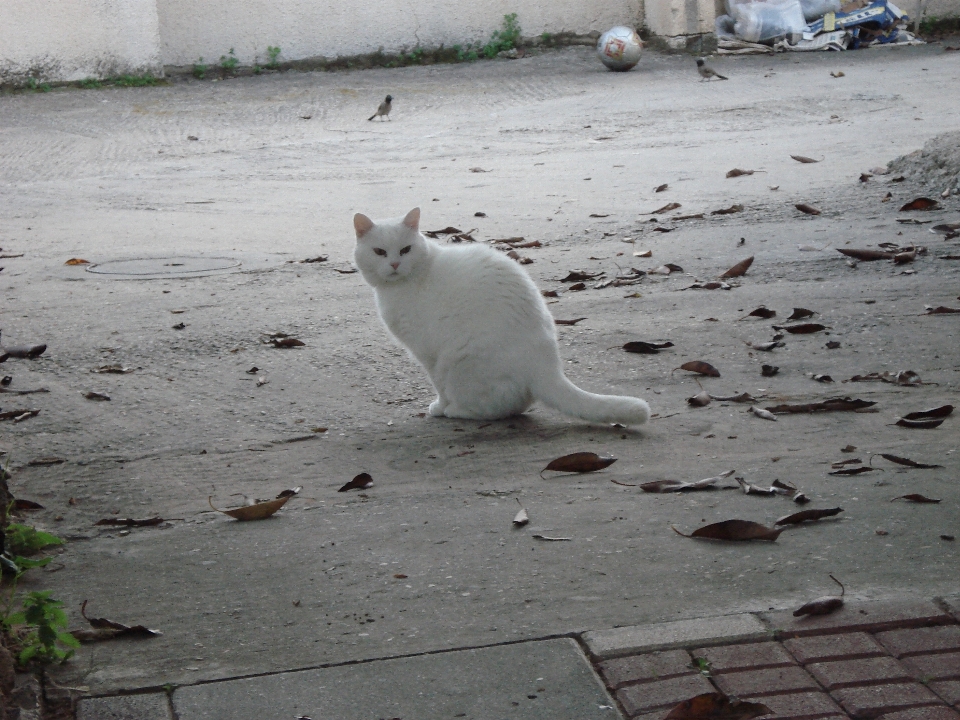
(696, 59, 727, 81)
(368, 95, 393, 121)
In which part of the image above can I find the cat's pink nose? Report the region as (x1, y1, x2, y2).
(390, 262, 400, 270)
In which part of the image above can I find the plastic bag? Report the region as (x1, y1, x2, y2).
(799, 0, 841, 21)
(715, 14, 738, 39)
(734, 0, 807, 43)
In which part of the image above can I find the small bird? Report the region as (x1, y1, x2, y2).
(696, 59, 727, 81)
(368, 95, 393, 121)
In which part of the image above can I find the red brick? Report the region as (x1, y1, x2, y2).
(784, 632, 887, 665)
(903, 652, 960, 682)
(713, 665, 819, 698)
(617, 674, 714, 716)
(880, 708, 960, 720)
(807, 656, 912, 690)
(691, 641, 795, 674)
(877, 627, 960, 658)
(764, 601, 954, 640)
(749, 691, 845, 720)
(931, 680, 960, 707)
(832, 681, 943, 718)
(599, 650, 695, 690)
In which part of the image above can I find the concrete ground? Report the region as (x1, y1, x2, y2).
(0, 43, 958, 705)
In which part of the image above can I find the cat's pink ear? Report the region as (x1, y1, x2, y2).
(402, 207, 421, 231)
(354, 213, 375, 239)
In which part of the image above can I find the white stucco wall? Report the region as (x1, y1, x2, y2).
(156, 0, 643, 67)
(0, 0, 161, 83)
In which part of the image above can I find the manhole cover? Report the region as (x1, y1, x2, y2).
(86, 257, 241, 278)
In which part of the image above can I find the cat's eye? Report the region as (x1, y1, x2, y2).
(399, 245, 412, 256)
(373, 248, 387, 257)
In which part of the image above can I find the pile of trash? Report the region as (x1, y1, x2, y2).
(715, 0, 924, 53)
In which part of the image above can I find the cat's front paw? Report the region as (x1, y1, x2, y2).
(428, 398, 446, 417)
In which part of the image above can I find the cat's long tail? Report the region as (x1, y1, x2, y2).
(533, 371, 650, 425)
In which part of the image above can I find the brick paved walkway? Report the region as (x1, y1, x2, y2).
(591, 599, 960, 719)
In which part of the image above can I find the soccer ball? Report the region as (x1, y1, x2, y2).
(597, 26, 642, 71)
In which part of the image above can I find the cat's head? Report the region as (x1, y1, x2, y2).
(353, 207, 428, 285)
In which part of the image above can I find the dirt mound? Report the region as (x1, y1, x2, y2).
(888, 130, 960, 193)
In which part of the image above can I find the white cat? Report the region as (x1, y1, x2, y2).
(353, 208, 650, 425)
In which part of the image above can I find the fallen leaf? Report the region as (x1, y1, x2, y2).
(744, 307, 776, 319)
(0, 409, 39, 422)
(469, 167, 488, 173)
(710, 393, 756, 403)
(655, 183, 668, 192)
(794, 575, 845, 617)
(810, 374, 834, 383)
(75, 600, 162, 641)
(424, 227, 463, 238)
(791, 155, 819, 163)
(931, 222, 960, 236)
(899, 197, 940, 211)
(711, 204, 744, 215)
(749, 406, 777, 421)
(747, 341, 783, 352)
(872, 454, 942, 469)
(736, 477, 779, 496)
(663, 692, 772, 720)
(13, 499, 44, 511)
(26, 457, 65, 467)
(270, 337, 305, 348)
(686, 281, 731, 290)
(894, 250, 916, 264)
(841, 445, 857, 453)
(895, 418, 945, 429)
(780, 323, 825, 334)
(300, 255, 328, 263)
(687, 391, 712, 407)
(333, 268, 357, 274)
(829, 467, 873, 476)
(766, 397, 876, 414)
(675, 213, 705, 220)
(923, 306, 960, 315)
(633, 250, 652, 258)
(845, 370, 923, 386)
(311, 427, 328, 433)
(721, 256, 754, 278)
(589, 213, 609, 218)
(776, 508, 843, 525)
(650, 263, 683, 274)
(941, 535, 955, 541)
(892, 494, 941, 503)
(339, 473, 374, 492)
(1, 344, 47, 359)
(513, 500, 529, 527)
(83, 391, 111, 401)
(640, 471, 736, 494)
(560, 271, 603, 282)
(831, 458, 862, 468)
(65, 258, 90, 265)
(726, 168, 756, 178)
(903, 405, 953, 420)
(542, 452, 616, 476)
(276, 487, 303, 499)
(554, 318, 587, 326)
(795, 203, 822, 216)
(651, 202, 682, 214)
(623, 341, 674, 354)
(91, 365, 133, 374)
(568, 282, 586, 291)
(532, 534, 571, 541)
(393, 573, 408, 579)
(171, 322, 186, 330)
(825, 341, 841, 349)
(832, 71, 846, 78)
(672, 519, 782, 542)
(675, 361, 720, 377)
(837, 248, 893, 261)
(761, 365, 779, 377)
(209, 493, 293, 520)
(94, 517, 164, 527)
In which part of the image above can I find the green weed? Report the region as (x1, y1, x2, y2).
(220, 48, 239, 73)
(79, 78, 103, 89)
(111, 74, 160, 87)
(483, 13, 522, 58)
(193, 58, 208, 79)
(25, 78, 52, 92)
(4, 524, 63, 556)
(6, 591, 79, 665)
(266, 45, 282, 69)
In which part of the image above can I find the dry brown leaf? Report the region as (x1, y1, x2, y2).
(903, 405, 953, 420)
(640, 471, 736, 494)
(13, 498, 44, 511)
(788, 308, 815, 321)
(795, 203, 822, 216)
(791, 155, 820, 163)
(675, 361, 720, 377)
(209, 493, 293, 520)
(77, 600, 162, 640)
(711, 204, 744, 215)
(837, 248, 894, 261)
(924, 306, 960, 314)
(270, 337, 305, 348)
(899, 197, 940, 211)
(710, 393, 756, 403)
(560, 270, 603, 282)
(655, 183, 669, 192)
(339, 473, 374, 492)
(896, 418, 945, 429)
(743, 307, 776, 319)
(673, 519, 782, 542)
(736, 477, 778, 496)
(726, 168, 756, 178)
(513, 500, 530, 527)
(794, 575, 845, 617)
(554, 318, 587, 326)
(766, 397, 876, 414)
(721, 256, 754, 278)
(65, 258, 90, 265)
(688, 391, 711, 407)
(829, 467, 873, 476)
(892, 494, 941, 503)
(568, 282, 586, 291)
(663, 692, 772, 720)
(872, 454, 942, 469)
(776, 507, 843, 525)
(780, 323, 826, 334)
(94, 517, 165, 527)
(1, 344, 47, 359)
(651, 202, 682, 214)
(749, 406, 777, 421)
(542, 452, 616, 476)
(623, 341, 674, 354)
(91, 365, 133, 374)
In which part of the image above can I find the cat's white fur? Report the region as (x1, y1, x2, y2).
(353, 207, 650, 425)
